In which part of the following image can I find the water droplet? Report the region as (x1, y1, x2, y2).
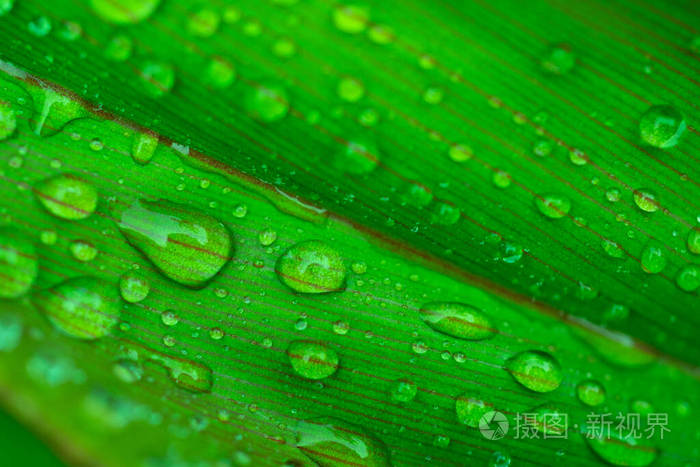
(602, 303, 629, 323)
(294, 318, 307, 331)
(411, 340, 428, 354)
(569, 148, 588, 165)
(57, 20, 82, 41)
(258, 228, 277, 246)
(206, 56, 236, 88)
(113, 359, 143, 383)
(131, 132, 158, 165)
(0, 227, 38, 298)
(367, 24, 394, 44)
(70, 239, 97, 262)
(187, 8, 220, 37)
(605, 188, 620, 202)
(273, 37, 297, 58)
(115, 199, 232, 288)
(351, 261, 367, 274)
(430, 202, 460, 225)
(287, 340, 339, 380)
(35, 173, 98, 220)
(332, 5, 369, 34)
(33, 276, 120, 340)
(149, 351, 213, 392)
(39, 229, 57, 245)
(406, 183, 433, 207)
(493, 171, 511, 188)
(333, 320, 350, 335)
(489, 451, 511, 467)
(419, 302, 495, 340)
(433, 435, 450, 448)
(601, 239, 624, 259)
(686, 227, 700, 254)
(501, 242, 523, 263)
(448, 143, 473, 162)
(0, 101, 17, 141)
(535, 194, 571, 219)
(119, 271, 150, 303)
(533, 139, 553, 157)
(506, 350, 562, 393)
(245, 82, 289, 122)
(639, 105, 686, 148)
(209, 327, 224, 340)
(105, 34, 133, 61)
(640, 241, 666, 274)
(335, 139, 379, 174)
(138, 61, 175, 98)
(162, 335, 175, 347)
(0, 0, 14, 16)
(232, 204, 248, 218)
(576, 379, 606, 406)
(676, 264, 700, 292)
(584, 429, 657, 466)
(455, 394, 489, 427)
(0, 315, 22, 351)
(91, 0, 161, 24)
(541, 43, 575, 74)
(633, 189, 658, 212)
(161, 310, 178, 326)
(389, 378, 417, 402)
(337, 77, 364, 102)
(296, 417, 390, 467)
(422, 86, 444, 104)
(275, 240, 346, 293)
(28, 16, 51, 36)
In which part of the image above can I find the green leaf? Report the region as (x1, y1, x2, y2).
(0, 0, 699, 465)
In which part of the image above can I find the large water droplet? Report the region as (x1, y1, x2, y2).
(506, 350, 562, 393)
(633, 189, 659, 213)
(33, 276, 121, 340)
(119, 271, 150, 303)
(35, 174, 98, 220)
(276, 240, 346, 293)
(640, 242, 666, 274)
(296, 417, 390, 467)
(576, 379, 606, 406)
(535, 194, 571, 219)
(287, 340, 339, 380)
(332, 5, 369, 34)
(419, 301, 495, 340)
(115, 199, 232, 288)
(245, 82, 289, 122)
(676, 264, 700, 292)
(584, 429, 657, 466)
(0, 227, 38, 298)
(131, 132, 158, 165)
(455, 393, 489, 427)
(90, 0, 161, 24)
(639, 105, 686, 148)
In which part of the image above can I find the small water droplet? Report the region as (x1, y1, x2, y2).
(541, 43, 575, 74)
(275, 240, 346, 293)
(576, 379, 606, 406)
(419, 302, 495, 340)
(119, 271, 150, 303)
(448, 143, 473, 162)
(676, 264, 700, 292)
(28, 16, 52, 36)
(389, 378, 417, 402)
(245, 82, 289, 122)
(0, 227, 38, 298)
(35, 173, 98, 220)
(639, 105, 686, 148)
(70, 239, 98, 262)
(91, 0, 161, 24)
(506, 350, 562, 393)
(209, 327, 224, 340)
(113, 359, 143, 383)
(105, 34, 133, 61)
(287, 340, 339, 380)
(633, 189, 659, 212)
(258, 228, 277, 246)
(640, 241, 666, 274)
(535, 194, 571, 219)
(455, 393, 489, 427)
(337, 77, 365, 102)
(131, 132, 158, 165)
(332, 5, 369, 34)
(187, 8, 220, 37)
(161, 310, 179, 327)
(206, 56, 236, 88)
(138, 61, 175, 98)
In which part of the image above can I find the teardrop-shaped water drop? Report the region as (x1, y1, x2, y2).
(35, 174, 98, 220)
(276, 240, 346, 293)
(115, 199, 232, 288)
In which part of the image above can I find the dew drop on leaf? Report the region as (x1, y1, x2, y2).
(104, 34, 133, 62)
(639, 105, 686, 148)
(633, 188, 659, 212)
(541, 43, 575, 74)
(332, 5, 369, 34)
(287, 340, 339, 380)
(161, 310, 178, 327)
(337, 77, 365, 102)
(258, 228, 277, 246)
(686, 227, 700, 254)
(119, 271, 150, 303)
(0, 0, 14, 16)
(389, 378, 417, 402)
(115, 199, 233, 288)
(28, 16, 51, 37)
(640, 242, 666, 274)
(276, 240, 346, 293)
(455, 393, 489, 427)
(419, 302, 496, 340)
(70, 239, 97, 262)
(33, 276, 121, 340)
(0, 101, 17, 140)
(584, 429, 657, 466)
(187, 8, 220, 37)
(576, 379, 606, 406)
(90, 0, 161, 25)
(113, 359, 143, 383)
(148, 351, 213, 392)
(675, 264, 700, 292)
(245, 82, 289, 122)
(206, 56, 236, 89)
(0, 227, 38, 298)
(35, 173, 98, 220)
(296, 417, 390, 467)
(335, 139, 379, 174)
(448, 143, 473, 162)
(131, 132, 158, 165)
(138, 61, 175, 98)
(535, 193, 571, 219)
(506, 350, 562, 393)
